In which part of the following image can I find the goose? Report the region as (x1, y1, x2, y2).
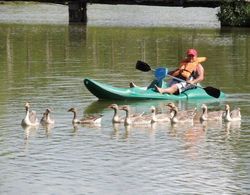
(223, 104, 241, 122)
(40, 108, 55, 125)
(150, 106, 170, 123)
(167, 102, 197, 118)
(68, 107, 103, 125)
(167, 103, 195, 124)
(21, 102, 39, 127)
(200, 104, 223, 121)
(119, 105, 152, 126)
(108, 104, 145, 123)
(108, 104, 124, 123)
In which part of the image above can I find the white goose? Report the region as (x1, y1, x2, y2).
(167, 103, 195, 124)
(68, 107, 103, 125)
(223, 104, 241, 122)
(200, 104, 223, 121)
(21, 102, 39, 127)
(150, 106, 170, 123)
(119, 105, 151, 126)
(40, 108, 55, 125)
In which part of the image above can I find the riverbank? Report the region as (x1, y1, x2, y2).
(0, 1, 220, 28)
(0, 1, 68, 24)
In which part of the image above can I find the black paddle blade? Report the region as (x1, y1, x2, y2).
(204, 86, 221, 98)
(136, 60, 152, 72)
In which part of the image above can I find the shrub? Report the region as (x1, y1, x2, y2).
(217, 0, 249, 27)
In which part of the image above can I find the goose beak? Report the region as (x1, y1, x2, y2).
(166, 102, 175, 108)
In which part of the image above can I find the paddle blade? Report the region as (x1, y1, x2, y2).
(136, 60, 152, 72)
(155, 67, 168, 81)
(204, 86, 221, 98)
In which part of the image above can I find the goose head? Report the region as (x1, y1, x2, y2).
(167, 102, 177, 114)
(167, 103, 177, 114)
(119, 105, 130, 112)
(46, 108, 52, 114)
(68, 107, 77, 113)
(167, 102, 176, 110)
(168, 104, 178, 113)
(25, 102, 30, 111)
(108, 104, 119, 110)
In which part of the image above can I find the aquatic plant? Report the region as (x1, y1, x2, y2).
(217, 0, 249, 27)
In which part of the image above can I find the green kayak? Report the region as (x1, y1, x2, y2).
(83, 78, 225, 100)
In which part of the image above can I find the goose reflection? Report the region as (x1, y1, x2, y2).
(41, 123, 55, 135)
(224, 120, 241, 132)
(22, 125, 38, 140)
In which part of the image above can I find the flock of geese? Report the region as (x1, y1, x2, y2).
(108, 103, 241, 125)
(21, 102, 241, 128)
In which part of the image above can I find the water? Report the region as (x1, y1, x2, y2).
(0, 2, 250, 195)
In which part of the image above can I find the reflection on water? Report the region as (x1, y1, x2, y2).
(0, 3, 250, 195)
(41, 123, 55, 133)
(22, 125, 39, 140)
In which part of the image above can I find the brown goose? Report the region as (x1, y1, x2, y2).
(40, 108, 55, 125)
(119, 105, 151, 126)
(167, 102, 197, 118)
(68, 108, 103, 125)
(21, 102, 39, 127)
(108, 104, 145, 123)
(150, 106, 170, 123)
(200, 104, 223, 121)
(108, 104, 124, 123)
(167, 103, 195, 124)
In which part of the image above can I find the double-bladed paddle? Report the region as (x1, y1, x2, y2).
(135, 60, 221, 98)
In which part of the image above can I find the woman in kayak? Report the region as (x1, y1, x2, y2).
(155, 48, 206, 95)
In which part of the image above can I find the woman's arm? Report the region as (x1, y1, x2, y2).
(188, 64, 204, 84)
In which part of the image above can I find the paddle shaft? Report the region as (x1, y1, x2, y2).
(166, 73, 202, 89)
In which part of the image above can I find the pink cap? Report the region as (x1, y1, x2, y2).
(187, 49, 198, 56)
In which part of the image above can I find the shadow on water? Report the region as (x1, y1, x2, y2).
(84, 98, 225, 114)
